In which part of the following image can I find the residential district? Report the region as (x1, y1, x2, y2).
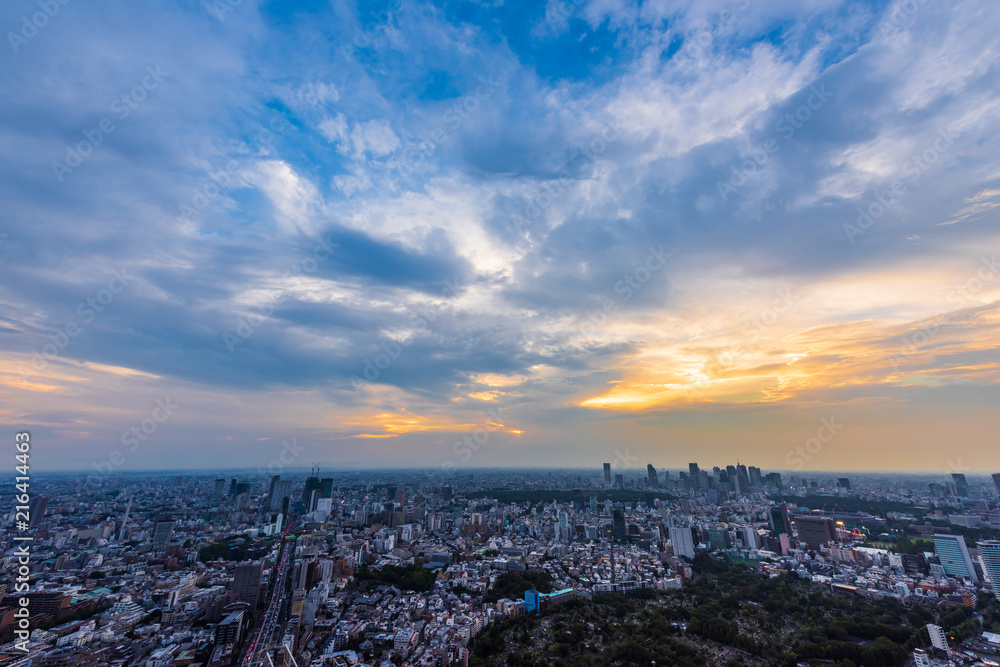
(4, 465, 1000, 667)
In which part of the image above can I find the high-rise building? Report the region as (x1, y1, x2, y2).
(669, 525, 695, 559)
(952, 473, 970, 497)
(977, 541, 1000, 595)
(28, 496, 49, 527)
(614, 473, 623, 489)
(268, 475, 280, 504)
(992, 473, 1000, 496)
(748, 466, 762, 488)
(933, 534, 978, 582)
(116, 494, 132, 541)
(603, 463, 611, 485)
(646, 464, 658, 488)
(153, 518, 175, 545)
(769, 505, 792, 536)
(688, 463, 700, 489)
(214, 478, 227, 497)
(912, 649, 931, 667)
(794, 516, 836, 550)
(270, 480, 294, 512)
(927, 623, 949, 651)
(228, 478, 238, 498)
(233, 561, 264, 607)
(837, 477, 851, 491)
(612, 507, 627, 543)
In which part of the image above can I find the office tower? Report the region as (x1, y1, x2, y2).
(992, 473, 1000, 496)
(912, 649, 931, 667)
(612, 507, 627, 542)
(614, 473, 624, 489)
(952, 473, 970, 497)
(268, 475, 280, 504)
(270, 480, 294, 511)
(735, 465, 750, 495)
(441, 485, 452, 500)
(229, 478, 238, 498)
(233, 561, 264, 607)
(927, 624, 949, 651)
(977, 541, 1000, 595)
(794, 516, 836, 550)
(153, 518, 175, 545)
(766, 472, 783, 488)
(688, 463, 700, 489)
(603, 463, 611, 485)
(116, 494, 132, 541)
(769, 505, 792, 536)
(933, 534, 979, 582)
(646, 464, 658, 488)
(837, 477, 851, 491)
(214, 478, 227, 497)
(669, 525, 695, 559)
(28, 496, 48, 527)
(748, 466, 762, 488)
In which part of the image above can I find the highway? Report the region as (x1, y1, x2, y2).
(241, 524, 296, 667)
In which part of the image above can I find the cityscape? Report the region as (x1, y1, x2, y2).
(5, 467, 1000, 665)
(2, 0, 1000, 666)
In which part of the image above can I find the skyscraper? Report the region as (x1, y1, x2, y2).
(646, 464, 658, 488)
(28, 496, 48, 527)
(933, 534, 978, 582)
(669, 525, 695, 559)
(977, 541, 1000, 595)
(233, 560, 264, 607)
(993, 473, 1000, 496)
(153, 518, 175, 545)
(603, 463, 611, 485)
(213, 478, 227, 498)
(952, 473, 970, 497)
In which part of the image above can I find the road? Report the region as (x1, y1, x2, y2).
(240, 524, 296, 667)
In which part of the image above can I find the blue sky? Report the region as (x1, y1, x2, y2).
(1, 0, 999, 474)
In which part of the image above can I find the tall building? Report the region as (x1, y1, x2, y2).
(927, 623, 949, 651)
(28, 496, 49, 527)
(153, 518, 175, 545)
(214, 478, 227, 497)
(794, 516, 836, 550)
(933, 534, 979, 582)
(977, 541, 1000, 594)
(614, 473, 623, 489)
(748, 466, 762, 488)
(603, 463, 611, 485)
(837, 477, 851, 491)
(233, 561, 264, 607)
(688, 463, 700, 489)
(612, 507, 627, 543)
(270, 480, 294, 512)
(116, 494, 132, 541)
(646, 464, 658, 488)
(912, 649, 931, 667)
(669, 525, 695, 559)
(952, 473, 970, 497)
(769, 505, 792, 536)
(993, 473, 1000, 496)
(267, 475, 281, 504)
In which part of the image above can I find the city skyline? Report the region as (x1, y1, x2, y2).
(2, 0, 1000, 473)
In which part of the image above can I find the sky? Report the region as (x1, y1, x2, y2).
(1, 0, 999, 476)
